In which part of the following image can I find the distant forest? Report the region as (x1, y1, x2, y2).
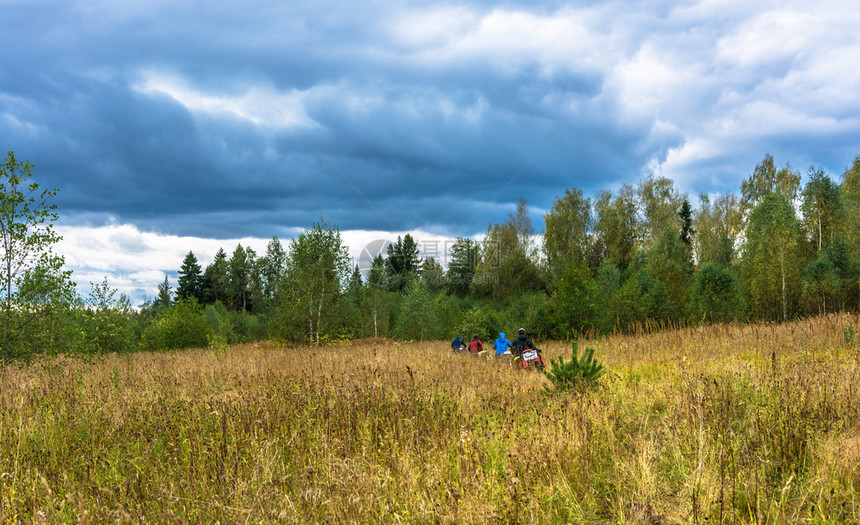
(3, 151, 860, 359)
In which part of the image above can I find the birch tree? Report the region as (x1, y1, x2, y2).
(1, 151, 73, 363)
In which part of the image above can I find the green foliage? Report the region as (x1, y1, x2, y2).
(177, 251, 204, 303)
(741, 153, 801, 215)
(637, 176, 683, 244)
(0, 151, 75, 362)
(593, 185, 640, 271)
(542, 340, 605, 393)
(394, 279, 436, 340)
(420, 257, 446, 293)
(386, 234, 421, 291)
(694, 193, 742, 269)
(274, 218, 349, 344)
(543, 263, 598, 339)
(261, 236, 287, 304)
(801, 167, 843, 252)
(446, 237, 479, 297)
(801, 255, 842, 315)
(841, 155, 860, 260)
(687, 262, 745, 324)
(594, 260, 621, 332)
(202, 248, 228, 304)
(741, 192, 804, 321)
(610, 269, 675, 331)
(647, 226, 693, 310)
(204, 301, 235, 342)
(457, 306, 492, 342)
(543, 187, 594, 273)
(81, 278, 138, 354)
(226, 244, 252, 311)
(140, 298, 209, 351)
(153, 275, 173, 314)
(472, 199, 543, 301)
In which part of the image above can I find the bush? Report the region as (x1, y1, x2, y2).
(543, 340, 605, 393)
(204, 302, 236, 342)
(140, 298, 208, 351)
(687, 262, 745, 324)
(81, 279, 138, 354)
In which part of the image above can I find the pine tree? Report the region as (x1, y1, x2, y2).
(177, 251, 204, 303)
(154, 275, 173, 312)
(202, 248, 228, 304)
(261, 236, 287, 302)
(446, 237, 478, 297)
(226, 244, 251, 312)
(386, 234, 421, 291)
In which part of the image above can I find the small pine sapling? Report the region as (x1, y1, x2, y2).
(543, 339, 606, 393)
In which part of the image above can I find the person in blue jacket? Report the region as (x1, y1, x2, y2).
(493, 332, 512, 356)
(451, 335, 465, 351)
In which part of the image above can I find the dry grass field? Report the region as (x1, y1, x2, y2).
(1, 314, 859, 523)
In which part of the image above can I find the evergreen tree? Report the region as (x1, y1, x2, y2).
(420, 257, 446, 293)
(261, 236, 287, 303)
(177, 251, 204, 303)
(678, 197, 695, 265)
(386, 234, 421, 291)
(394, 279, 435, 340)
(472, 221, 541, 301)
(473, 199, 542, 301)
(364, 255, 389, 338)
(153, 275, 173, 312)
(446, 237, 478, 297)
(226, 244, 251, 311)
(202, 248, 228, 304)
(508, 196, 536, 258)
(342, 265, 365, 337)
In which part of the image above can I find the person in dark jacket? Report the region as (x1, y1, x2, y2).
(451, 335, 465, 351)
(510, 327, 534, 357)
(468, 334, 483, 353)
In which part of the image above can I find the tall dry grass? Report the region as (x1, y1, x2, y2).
(1, 314, 859, 523)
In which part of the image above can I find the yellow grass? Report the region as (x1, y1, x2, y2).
(1, 314, 859, 523)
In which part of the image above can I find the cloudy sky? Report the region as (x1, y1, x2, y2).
(2, 0, 859, 303)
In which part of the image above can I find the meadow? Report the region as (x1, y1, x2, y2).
(1, 314, 859, 524)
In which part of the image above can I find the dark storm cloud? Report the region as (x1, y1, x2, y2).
(3, 0, 859, 243)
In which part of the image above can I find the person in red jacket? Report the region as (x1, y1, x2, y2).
(468, 334, 483, 353)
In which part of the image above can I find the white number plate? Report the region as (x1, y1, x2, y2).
(522, 350, 537, 361)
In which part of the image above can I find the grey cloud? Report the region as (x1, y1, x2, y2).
(2, 0, 858, 245)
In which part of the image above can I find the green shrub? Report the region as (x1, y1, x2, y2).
(204, 302, 236, 342)
(543, 340, 605, 393)
(140, 298, 208, 351)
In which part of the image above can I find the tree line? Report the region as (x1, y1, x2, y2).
(3, 150, 860, 360)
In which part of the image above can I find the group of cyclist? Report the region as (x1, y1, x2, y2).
(451, 328, 535, 357)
